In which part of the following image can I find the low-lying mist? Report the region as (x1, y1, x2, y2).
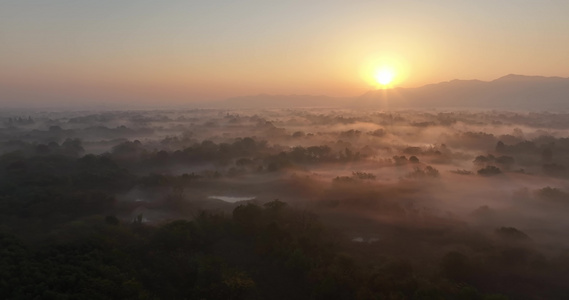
(3, 108, 569, 298)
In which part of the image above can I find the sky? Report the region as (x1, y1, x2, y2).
(1, 0, 569, 107)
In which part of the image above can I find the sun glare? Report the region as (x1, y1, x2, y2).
(360, 54, 408, 89)
(374, 68, 395, 85)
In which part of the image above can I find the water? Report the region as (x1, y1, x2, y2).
(208, 195, 256, 203)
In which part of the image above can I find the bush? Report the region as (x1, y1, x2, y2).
(477, 166, 502, 176)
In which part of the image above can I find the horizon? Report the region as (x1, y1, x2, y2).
(2, 73, 568, 111)
(2, 1, 569, 108)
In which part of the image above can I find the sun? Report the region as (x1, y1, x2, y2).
(360, 54, 409, 89)
(374, 68, 395, 86)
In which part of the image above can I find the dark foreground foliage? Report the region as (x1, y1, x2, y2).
(1, 202, 515, 300)
(1, 147, 568, 299)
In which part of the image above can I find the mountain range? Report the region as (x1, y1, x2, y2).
(215, 75, 569, 110)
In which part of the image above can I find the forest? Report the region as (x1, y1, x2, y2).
(3, 108, 569, 299)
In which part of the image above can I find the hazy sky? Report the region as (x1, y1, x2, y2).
(1, 0, 569, 106)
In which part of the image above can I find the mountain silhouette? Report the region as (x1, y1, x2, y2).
(355, 74, 569, 109)
(216, 75, 569, 109)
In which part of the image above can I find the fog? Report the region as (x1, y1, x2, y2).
(3, 107, 569, 298)
(4, 108, 569, 234)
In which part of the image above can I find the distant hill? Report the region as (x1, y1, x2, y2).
(355, 74, 569, 109)
(214, 75, 569, 109)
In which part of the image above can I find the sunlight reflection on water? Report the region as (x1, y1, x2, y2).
(208, 196, 256, 203)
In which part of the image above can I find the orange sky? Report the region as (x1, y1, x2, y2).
(1, 1, 569, 107)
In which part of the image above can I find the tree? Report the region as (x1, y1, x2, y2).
(440, 251, 471, 282)
(542, 147, 553, 162)
(495, 227, 529, 240)
(496, 141, 506, 153)
(477, 166, 501, 176)
(233, 203, 263, 233)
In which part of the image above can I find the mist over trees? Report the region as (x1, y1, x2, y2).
(3, 108, 569, 299)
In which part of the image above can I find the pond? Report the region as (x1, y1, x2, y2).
(208, 195, 256, 203)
